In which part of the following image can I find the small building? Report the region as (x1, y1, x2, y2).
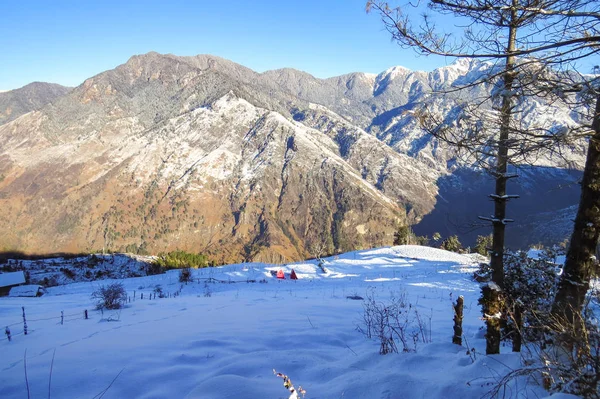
(0, 271, 26, 296)
(9, 285, 44, 297)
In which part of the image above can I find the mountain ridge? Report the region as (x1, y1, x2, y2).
(0, 82, 72, 125)
(0, 52, 586, 260)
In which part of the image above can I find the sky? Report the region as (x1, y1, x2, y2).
(0, 0, 459, 90)
(1, 1, 598, 91)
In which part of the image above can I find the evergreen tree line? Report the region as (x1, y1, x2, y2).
(152, 250, 210, 271)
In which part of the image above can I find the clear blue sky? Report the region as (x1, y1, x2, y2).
(0, 0, 457, 90)
(1, 1, 598, 91)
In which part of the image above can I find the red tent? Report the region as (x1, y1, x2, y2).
(276, 269, 285, 279)
(290, 269, 298, 280)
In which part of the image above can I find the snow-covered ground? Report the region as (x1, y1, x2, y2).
(0, 246, 564, 398)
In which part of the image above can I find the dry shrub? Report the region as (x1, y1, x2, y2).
(179, 267, 192, 283)
(91, 283, 127, 310)
(487, 300, 600, 399)
(357, 289, 431, 354)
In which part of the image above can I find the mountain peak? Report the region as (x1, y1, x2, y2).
(447, 57, 474, 72)
(380, 65, 411, 76)
(3, 81, 71, 93)
(124, 51, 172, 65)
(0, 81, 71, 124)
(433, 58, 494, 76)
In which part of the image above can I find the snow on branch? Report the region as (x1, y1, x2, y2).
(478, 216, 515, 224)
(491, 172, 519, 179)
(488, 194, 520, 200)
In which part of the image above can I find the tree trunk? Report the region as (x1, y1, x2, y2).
(512, 303, 522, 352)
(485, 5, 518, 354)
(552, 92, 600, 324)
(482, 284, 502, 354)
(453, 295, 464, 345)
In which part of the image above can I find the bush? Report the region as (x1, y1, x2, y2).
(357, 289, 431, 354)
(415, 235, 429, 246)
(179, 267, 192, 283)
(474, 234, 493, 257)
(477, 248, 562, 356)
(61, 267, 76, 279)
(147, 262, 163, 275)
(393, 225, 427, 246)
(153, 284, 165, 298)
(490, 304, 600, 399)
(503, 251, 560, 315)
(91, 283, 127, 310)
(475, 249, 600, 398)
(541, 307, 600, 398)
(476, 250, 560, 343)
(41, 276, 59, 287)
(153, 250, 209, 270)
(393, 225, 411, 245)
(440, 235, 462, 253)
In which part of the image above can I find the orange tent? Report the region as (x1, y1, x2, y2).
(276, 269, 285, 279)
(290, 269, 298, 280)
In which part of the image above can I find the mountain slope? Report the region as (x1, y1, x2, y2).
(1, 246, 553, 399)
(0, 52, 587, 259)
(0, 82, 71, 125)
(0, 55, 439, 261)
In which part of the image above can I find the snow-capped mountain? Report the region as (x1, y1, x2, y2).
(0, 52, 586, 261)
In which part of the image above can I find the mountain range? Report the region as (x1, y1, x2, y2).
(0, 52, 585, 262)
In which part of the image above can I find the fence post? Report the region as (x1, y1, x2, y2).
(22, 307, 27, 336)
(5, 326, 11, 342)
(61, 311, 64, 325)
(141, 293, 144, 300)
(452, 296, 464, 346)
(84, 310, 88, 320)
(133, 290, 136, 301)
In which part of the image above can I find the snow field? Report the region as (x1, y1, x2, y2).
(0, 246, 558, 398)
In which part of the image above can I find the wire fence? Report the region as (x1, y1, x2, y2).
(2, 286, 185, 342)
(3, 307, 92, 341)
(2, 274, 272, 342)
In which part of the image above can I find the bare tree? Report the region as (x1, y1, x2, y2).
(367, 0, 600, 351)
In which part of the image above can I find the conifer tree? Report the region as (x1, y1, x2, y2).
(368, 0, 600, 350)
